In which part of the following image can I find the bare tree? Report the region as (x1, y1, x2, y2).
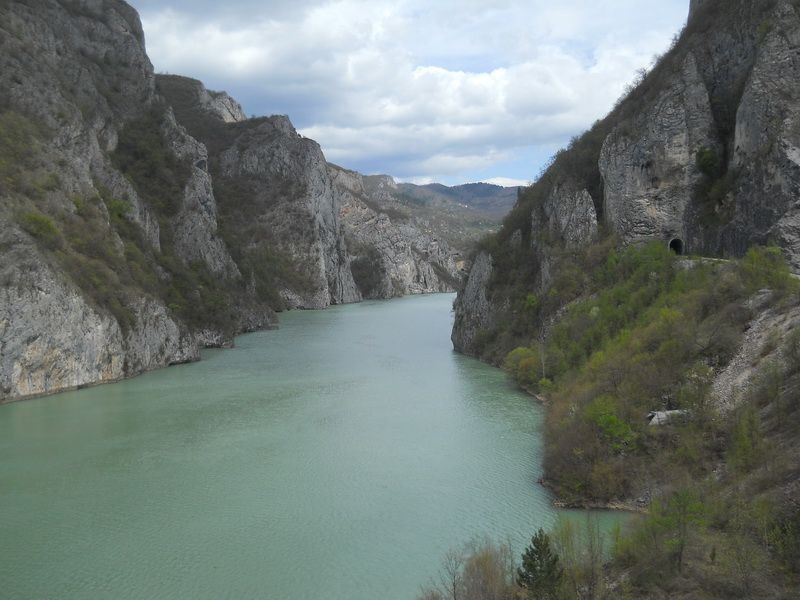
(418, 538, 519, 600)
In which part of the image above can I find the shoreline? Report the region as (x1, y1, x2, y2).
(515, 381, 651, 515)
(0, 291, 458, 406)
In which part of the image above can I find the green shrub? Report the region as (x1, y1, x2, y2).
(19, 211, 61, 248)
(0, 110, 44, 195)
(105, 197, 130, 222)
(696, 147, 721, 178)
(784, 329, 800, 375)
(739, 246, 796, 295)
(40, 172, 60, 191)
(728, 403, 763, 473)
(769, 511, 800, 573)
(504, 346, 543, 388)
(584, 395, 637, 453)
(111, 105, 190, 218)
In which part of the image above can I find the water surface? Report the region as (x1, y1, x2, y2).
(1, 294, 616, 599)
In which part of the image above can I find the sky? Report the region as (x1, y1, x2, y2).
(128, 0, 690, 186)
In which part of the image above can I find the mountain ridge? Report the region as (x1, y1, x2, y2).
(0, 0, 493, 402)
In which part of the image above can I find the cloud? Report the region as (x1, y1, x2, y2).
(480, 177, 530, 188)
(132, 0, 689, 184)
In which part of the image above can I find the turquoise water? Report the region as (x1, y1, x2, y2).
(0, 294, 621, 599)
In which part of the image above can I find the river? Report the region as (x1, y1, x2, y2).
(0, 294, 622, 599)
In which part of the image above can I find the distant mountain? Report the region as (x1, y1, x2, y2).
(397, 182, 519, 220)
(361, 176, 518, 251)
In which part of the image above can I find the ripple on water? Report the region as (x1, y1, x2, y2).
(0, 294, 626, 600)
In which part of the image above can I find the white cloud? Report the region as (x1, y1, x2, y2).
(135, 0, 689, 183)
(480, 177, 530, 188)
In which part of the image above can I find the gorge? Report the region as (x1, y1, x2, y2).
(0, 0, 514, 403)
(3, 0, 800, 597)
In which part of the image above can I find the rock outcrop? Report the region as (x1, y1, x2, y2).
(216, 115, 361, 308)
(534, 183, 598, 250)
(200, 89, 246, 124)
(453, 0, 800, 357)
(0, 1, 318, 400)
(0, 0, 211, 400)
(451, 252, 494, 353)
(722, 0, 800, 268)
(158, 75, 461, 306)
(162, 108, 242, 278)
(711, 291, 800, 412)
(688, 0, 710, 18)
(332, 165, 460, 298)
(599, 53, 717, 245)
(0, 225, 198, 400)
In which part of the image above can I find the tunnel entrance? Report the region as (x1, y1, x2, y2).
(669, 238, 684, 256)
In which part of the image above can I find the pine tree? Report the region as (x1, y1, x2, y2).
(517, 528, 564, 599)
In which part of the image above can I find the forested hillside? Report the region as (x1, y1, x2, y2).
(447, 0, 800, 596)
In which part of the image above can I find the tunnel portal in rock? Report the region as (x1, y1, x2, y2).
(669, 238, 684, 255)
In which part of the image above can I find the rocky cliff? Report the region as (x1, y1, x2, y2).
(156, 75, 461, 306)
(332, 165, 459, 298)
(0, 0, 466, 402)
(0, 0, 220, 400)
(453, 0, 800, 358)
(213, 113, 361, 309)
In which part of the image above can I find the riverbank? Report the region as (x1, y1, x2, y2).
(1, 292, 456, 405)
(522, 386, 652, 514)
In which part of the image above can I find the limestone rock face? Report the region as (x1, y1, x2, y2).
(528, 180, 599, 293)
(0, 1, 271, 402)
(161, 109, 241, 278)
(201, 90, 246, 123)
(711, 293, 800, 412)
(600, 53, 717, 248)
(532, 182, 598, 250)
(123, 297, 199, 374)
(0, 229, 124, 399)
(155, 74, 247, 124)
(689, 0, 710, 18)
(0, 227, 197, 401)
(451, 252, 494, 353)
(724, 1, 800, 268)
(218, 117, 361, 308)
(333, 166, 460, 298)
(0, 0, 206, 402)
